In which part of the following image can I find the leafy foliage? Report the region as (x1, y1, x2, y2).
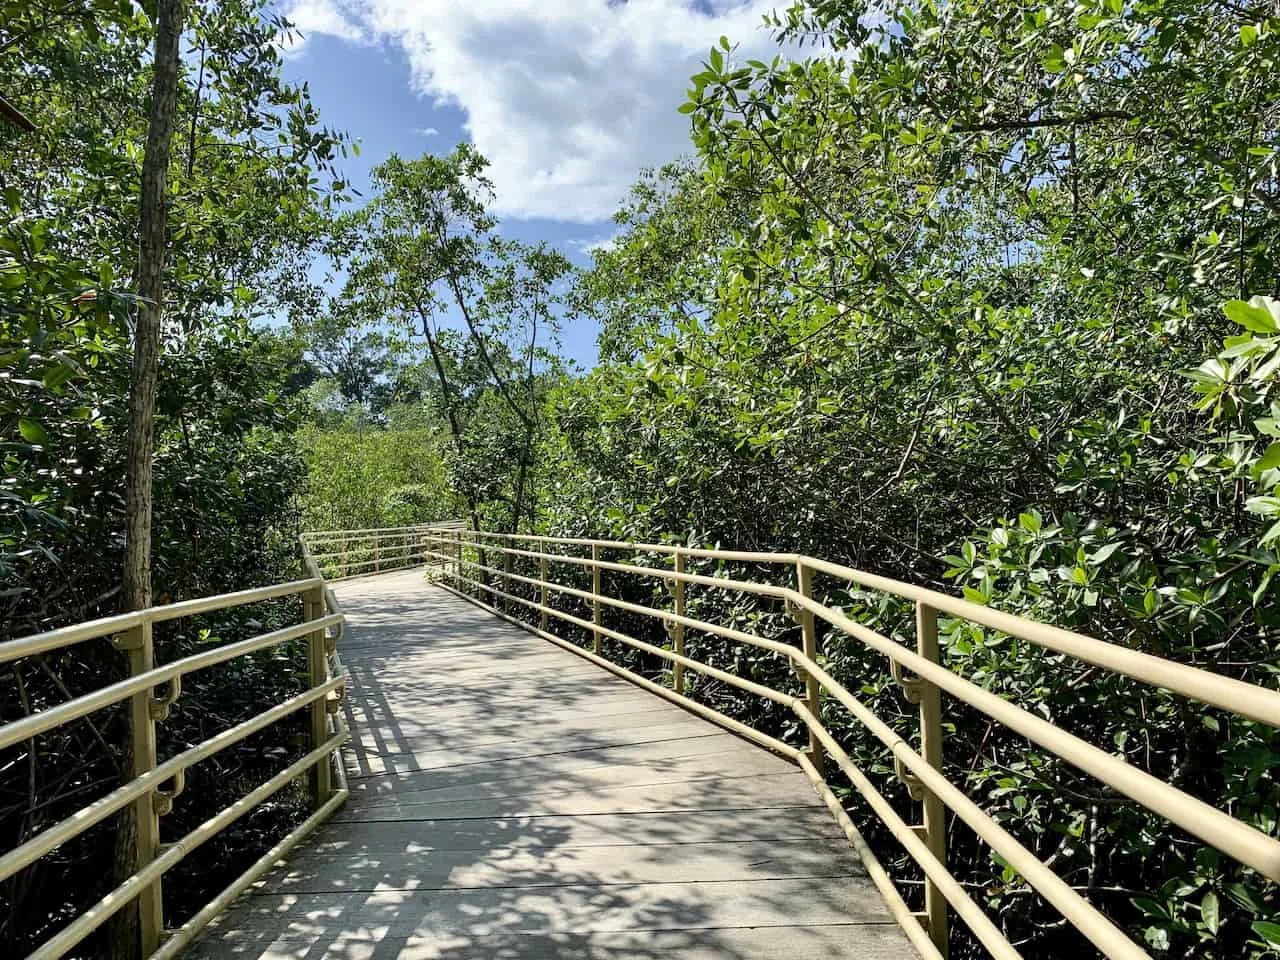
(524, 3, 1280, 957)
(299, 405, 453, 532)
(1, 1, 349, 952)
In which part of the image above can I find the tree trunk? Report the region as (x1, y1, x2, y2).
(509, 300, 541, 534)
(123, 0, 182, 612)
(417, 306, 486, 567)
(112, 2, 183, 957)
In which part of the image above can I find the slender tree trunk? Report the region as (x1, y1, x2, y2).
(508, 309, 540, 534)
(123, 0, 182, 611)
(112, 2, 183, 957)
(417, 306, 483, 537)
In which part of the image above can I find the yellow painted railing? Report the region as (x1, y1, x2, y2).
(0, 536, 348, 959)
(416, 524, 1280, 960)
(302, 519, 465, 580)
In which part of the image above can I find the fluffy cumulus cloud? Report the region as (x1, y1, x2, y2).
(283, 0, 781, 222)
(283, 0, 367, 44)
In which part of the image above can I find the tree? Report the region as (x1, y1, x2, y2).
(1, 1, 352, 953)
(122, 0, 182, 613)
(340, 146, 571, 534)
(115, 3, 183, 955)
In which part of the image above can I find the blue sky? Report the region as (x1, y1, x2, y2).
(277, 0, 782, 367)
(278, 34, 611, 366)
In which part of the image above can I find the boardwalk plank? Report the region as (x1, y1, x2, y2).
(188, 569, 915, 959)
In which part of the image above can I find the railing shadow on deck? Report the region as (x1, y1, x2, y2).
(194, 575, 897, 960)
(381, 524, 1280, 960)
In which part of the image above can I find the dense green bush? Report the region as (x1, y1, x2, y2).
(298, 408, 453, 533)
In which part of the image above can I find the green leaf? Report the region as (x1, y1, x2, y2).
(18, 418, 48, 444)
(1144, 926, 1170, 951)
(1201, 891, 1219, 934)
(1132, 896, 1168, 919)
(42, 364, 76, 391)
(1225, 882, 1263, 914)
(1088, 542, 1122, 565)
(1260, 443, 1280, 472)
(1224, 296, 1280, 334)
(1262, 518, 1280, 546)
(1246, 496, 1280, 516)
(1252, 921, 1280, 947)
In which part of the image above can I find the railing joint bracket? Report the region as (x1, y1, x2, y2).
(894, 756, 925, 801)
(111, 628, 145, 651)
(152, 769, 186, 816)
(890, 658, 924, 704)
(148, 675, 182, 721)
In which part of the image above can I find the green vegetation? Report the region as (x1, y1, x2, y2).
(1, 2, 347, 953)
(3, 1, 1280, 958)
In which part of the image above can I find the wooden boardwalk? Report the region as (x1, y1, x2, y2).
(189, 569, 913, 959)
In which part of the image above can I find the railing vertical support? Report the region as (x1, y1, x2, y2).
(503, 549, 514, 613)
(454, 531, 462, 587)
(672, 551, 686, 694)
(116, 619, 164, 955)
(305, 585, 332, 808)
(591, 544, 602, 654)
(374, 536, 380, 573)
(916, 601, 949, 956)
(539, 553, 549, 632)
(795, 561, 825, 774)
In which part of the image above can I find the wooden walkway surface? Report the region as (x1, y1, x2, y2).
(190, 569, 913, 959)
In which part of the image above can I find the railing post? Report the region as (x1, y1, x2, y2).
(539, 553, 549, 632)
(591, 544, 602, 654)
(503, 548, 513, 613)
(794, 561, 825, 775)
(305, 584, 332, 808)
(374, 535, 380, 573)
(672, 551, 686, 694)
(916, 601, 949, 956)
(114, 619, 164, 955)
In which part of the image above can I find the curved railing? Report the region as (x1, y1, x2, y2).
(0, 536, 348, 959)
(417, 524, 1280, 960)
(302, 519, 466, 580)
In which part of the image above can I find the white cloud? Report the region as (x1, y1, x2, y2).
(283, 0, 782, 223)
(414, 126, 440, 136)
(574, 231, 620, 254)
(281, 0, 368, 46)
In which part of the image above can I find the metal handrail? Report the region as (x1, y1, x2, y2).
(302, 518, 465, 542)
(417, 524, 1280, 960)
(0, 537, 349, 959)
(302, 519, 465, 581)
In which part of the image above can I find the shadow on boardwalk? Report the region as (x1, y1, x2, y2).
(188, 570, 910, 960)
